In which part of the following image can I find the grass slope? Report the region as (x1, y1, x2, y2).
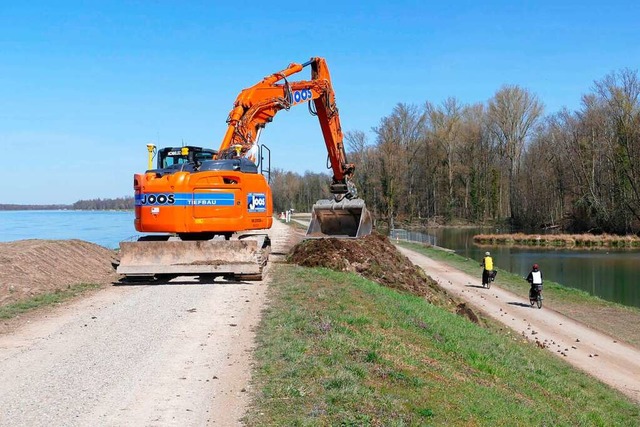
(0, 283, 101, 319)
(245, 264, 638, 426)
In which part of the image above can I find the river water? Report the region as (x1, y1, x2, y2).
(412, 227, 640, 309)
(0, 210, 137, 250)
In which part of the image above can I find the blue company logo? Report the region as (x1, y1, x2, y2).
(292, 89, 312, 104)
(248, 193, 267, 212)
(136, 192, 234, 206)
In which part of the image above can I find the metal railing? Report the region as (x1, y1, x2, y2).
(390, 228, 437, 246)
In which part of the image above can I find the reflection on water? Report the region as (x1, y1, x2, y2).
(422, 227, 640, 309)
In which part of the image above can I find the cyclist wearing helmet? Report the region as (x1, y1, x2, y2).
(527, 263, 543, 299)
(480, 251, 494, 287)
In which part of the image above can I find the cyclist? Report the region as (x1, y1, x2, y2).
(481, 251, 494, 287)
(527, 263, 543, 300)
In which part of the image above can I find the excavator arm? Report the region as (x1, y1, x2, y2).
(217, 57, 356, 199)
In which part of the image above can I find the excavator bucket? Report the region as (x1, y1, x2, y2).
(116, 235, 269, 281)
(306, 199, 373, 238)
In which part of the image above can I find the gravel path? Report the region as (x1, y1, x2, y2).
(398, 246, 640, 404)
(0, 220, 292, 426)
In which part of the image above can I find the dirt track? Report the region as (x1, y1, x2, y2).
(398, 246, 640, 404)
(0, 220, 293, 427)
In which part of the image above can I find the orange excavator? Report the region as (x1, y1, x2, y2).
(116, 57, 372, 281)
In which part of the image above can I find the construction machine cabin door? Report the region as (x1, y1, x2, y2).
(259, 144, 271, 183)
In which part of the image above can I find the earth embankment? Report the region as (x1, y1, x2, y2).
(0, 239, 119, 307)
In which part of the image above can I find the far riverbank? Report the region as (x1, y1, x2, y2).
(474, 232, 640, 249)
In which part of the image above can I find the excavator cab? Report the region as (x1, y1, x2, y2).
(156, 146, 217, 170)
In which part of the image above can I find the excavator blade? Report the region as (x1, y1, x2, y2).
(116, 234, 269, 281)
(306, 198, 373, 238)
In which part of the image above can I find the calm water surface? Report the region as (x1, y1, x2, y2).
(425, 227, 640, 309)
(0, 210, 137, 249)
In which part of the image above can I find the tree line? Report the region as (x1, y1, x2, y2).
(0, 204, 71, 211)
(0, 197, 134, 211)
(271, 68, 640, 235)
(71, 197, 133, 210)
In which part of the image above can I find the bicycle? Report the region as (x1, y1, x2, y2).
(486, 270, 497, 289)
(529, 284, 543, 309)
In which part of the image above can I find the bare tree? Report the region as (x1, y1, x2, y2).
(458, 103, 491, 220)
(345, 130, 378, 213)
(372, 103, 427, 229)
(488, 85, 543, 219)
(593, 69, 640, 230)
(518, 118, 566, 229)
(425, 97, 462, 219)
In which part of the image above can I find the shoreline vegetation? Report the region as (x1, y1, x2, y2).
(474, 232, 640, 249)
(0, 197, 134, 211)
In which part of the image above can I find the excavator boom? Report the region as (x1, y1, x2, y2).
(217, 58, 356, 195)
(214, 57, 371, 237)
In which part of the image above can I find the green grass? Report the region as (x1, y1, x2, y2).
(396, 241, 640, 348)
(245, 264, 639, 426)
(0, 283, 102, 319)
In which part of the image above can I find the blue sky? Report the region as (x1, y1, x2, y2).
(1, 1, 638, 204)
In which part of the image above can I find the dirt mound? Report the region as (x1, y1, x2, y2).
(0, 239, 119, 306)
(456, 302, 480, 324)
(288, 233, 450, 305)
